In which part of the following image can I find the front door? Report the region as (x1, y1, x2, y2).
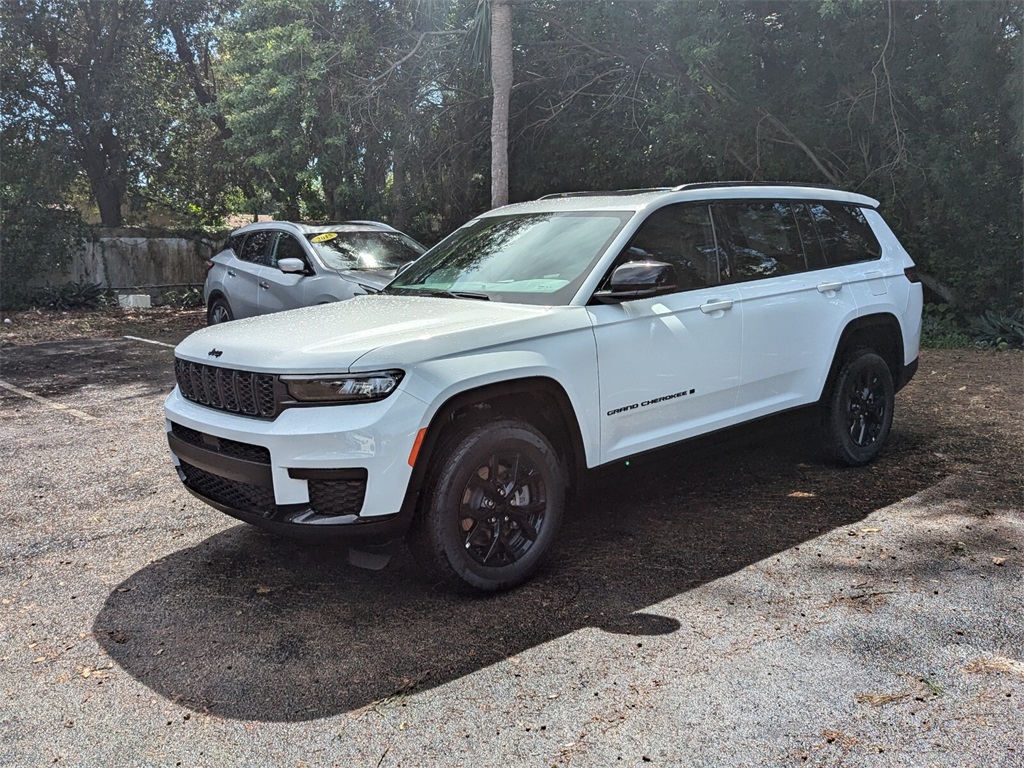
(587, 203, 743, 463)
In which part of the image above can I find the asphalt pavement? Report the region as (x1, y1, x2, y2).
(0, 336, 1020, 767)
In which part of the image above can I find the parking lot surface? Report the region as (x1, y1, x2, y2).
(1, 319, 1021, 767)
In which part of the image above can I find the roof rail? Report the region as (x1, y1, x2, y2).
(538, 188, 670, 200)
(671, 181, 841, 192)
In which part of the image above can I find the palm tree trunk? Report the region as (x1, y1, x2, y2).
(489, 0, 513, 208)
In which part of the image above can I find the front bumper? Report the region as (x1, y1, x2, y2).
(164, 387, 427, 540)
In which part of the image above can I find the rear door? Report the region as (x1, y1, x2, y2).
(713, 200, 857, 415)
(588, 203, 743, 462)
(228, 230, 276, 319)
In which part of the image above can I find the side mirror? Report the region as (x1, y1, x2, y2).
(277, 258, 306, 274)
(594, 261, 677, 304)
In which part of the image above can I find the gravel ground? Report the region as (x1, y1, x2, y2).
(0, 314, 1020, 767)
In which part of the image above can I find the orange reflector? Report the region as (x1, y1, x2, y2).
(408, 428, 427, 467)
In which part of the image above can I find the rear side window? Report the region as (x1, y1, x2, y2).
(619, 204, 720, 291)
(806, 203, 882, 265)
(714, 201, 806, 281)
(224, 233, 246, 254)
(238, 231, 276, 265)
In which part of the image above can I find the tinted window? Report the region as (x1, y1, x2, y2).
(617, 204, 720, 292)
(238, 231, 275, 265)
(806, 203, 881, 265)
(791, 203, 828, 270)
(225, 233, 246, 254)
(715, 201, 806, 281)
(273, 233, 308, 266)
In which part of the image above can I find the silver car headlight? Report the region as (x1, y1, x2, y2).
(280, 370, 404, 404)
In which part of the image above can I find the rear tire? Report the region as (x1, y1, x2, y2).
(207, 296, 233, 325)
(822, 349, 895, 466)
(407, 418, 566, 592)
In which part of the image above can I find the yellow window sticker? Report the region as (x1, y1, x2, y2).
(310, 232, 338, 243)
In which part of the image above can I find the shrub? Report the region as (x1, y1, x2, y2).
(33, 281, 105, 310)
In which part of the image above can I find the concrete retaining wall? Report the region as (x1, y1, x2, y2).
(65, 231, 219, 290)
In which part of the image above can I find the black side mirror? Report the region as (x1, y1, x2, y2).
(593, 261, 677, 304)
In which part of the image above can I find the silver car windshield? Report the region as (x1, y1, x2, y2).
(307, 231, 424, 271)
(387, 211, 631, 305)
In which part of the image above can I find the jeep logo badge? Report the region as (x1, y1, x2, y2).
(207, 348, 223, 358)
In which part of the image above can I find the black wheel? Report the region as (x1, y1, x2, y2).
(207, 296, 233, 325)
(822, 350, 895, 466)
(408, 419, 566, 592)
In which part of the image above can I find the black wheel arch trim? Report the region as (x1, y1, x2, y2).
(820, 313, 915, 400)
(397, 376, 588, 525)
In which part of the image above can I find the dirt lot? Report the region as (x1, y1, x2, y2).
(0, 308, 1021, 767)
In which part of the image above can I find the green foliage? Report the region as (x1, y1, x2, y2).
(32, 282, 105, 311)
(969, 308, 1024, 350)
(921, 304, 973, 349)
(1, 0, 1020, 316)
(161, 286, 205, 309)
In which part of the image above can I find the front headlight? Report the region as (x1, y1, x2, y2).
(280, 370, 404, 404)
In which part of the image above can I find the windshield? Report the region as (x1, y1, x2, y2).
(306, 231, 425, 271)
(386, 211, 631, 305)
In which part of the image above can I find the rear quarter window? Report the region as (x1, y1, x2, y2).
(806, 203, 882, 265)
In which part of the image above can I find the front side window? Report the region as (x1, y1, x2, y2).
(612, 204, 720, 292)
(387, 212, 631, 305)
(307, 231, 424, 271)
(806, 203, 882, 266)
(272, 233, 308, 267)
(714, 201, 806, 281)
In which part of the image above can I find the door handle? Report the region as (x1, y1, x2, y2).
(227, 270, 237, 277)
(817, 281, 843, 293)
(699, 299, 734, 314)
(259, 281, 270, 290)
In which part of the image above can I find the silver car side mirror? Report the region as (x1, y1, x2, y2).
(277, 258, 306, 274)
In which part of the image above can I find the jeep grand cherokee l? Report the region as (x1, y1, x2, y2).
(166, 183, 922, 591)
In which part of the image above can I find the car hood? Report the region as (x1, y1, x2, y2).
(175, 295, 561, 373)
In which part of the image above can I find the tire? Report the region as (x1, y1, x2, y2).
(207, 296, 233, 325)
(822, 349, 895, 466)
(407, 419, 566, 592)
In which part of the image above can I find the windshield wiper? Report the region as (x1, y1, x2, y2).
(414, 288, 491, 301)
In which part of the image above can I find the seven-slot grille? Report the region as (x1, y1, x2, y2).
(174, 358, 279, 418)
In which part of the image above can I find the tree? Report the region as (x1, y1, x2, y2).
(2, 0, 182, 226)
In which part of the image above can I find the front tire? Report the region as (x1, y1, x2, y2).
(822, 349, 895, 466)
(408, 419, 566, 592)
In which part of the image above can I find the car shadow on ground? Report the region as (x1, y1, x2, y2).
(94, 414, 937, 722)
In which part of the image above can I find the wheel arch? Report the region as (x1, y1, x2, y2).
(398, 376, 587, 521)
(820, 313, 905, 401)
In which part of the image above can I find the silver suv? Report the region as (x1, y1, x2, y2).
(204, 221, 426, 324)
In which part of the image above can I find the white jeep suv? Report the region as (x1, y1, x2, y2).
(166, 183, 922, 591)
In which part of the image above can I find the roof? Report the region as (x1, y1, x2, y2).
(229, 220, 399, 235)
(487, 183, 880, 217)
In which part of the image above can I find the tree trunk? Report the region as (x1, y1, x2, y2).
(77, 129, 126, 227)
(490, 0, 513, 209)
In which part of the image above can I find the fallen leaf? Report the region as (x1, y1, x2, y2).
(255, 585, 272, 595)
(32, 656, 46, 663)
(992, 557, 1006, 566)
(965, 655, 1024, 676)
(855, 692, 908, 707)
(788, 491, 815, 498)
